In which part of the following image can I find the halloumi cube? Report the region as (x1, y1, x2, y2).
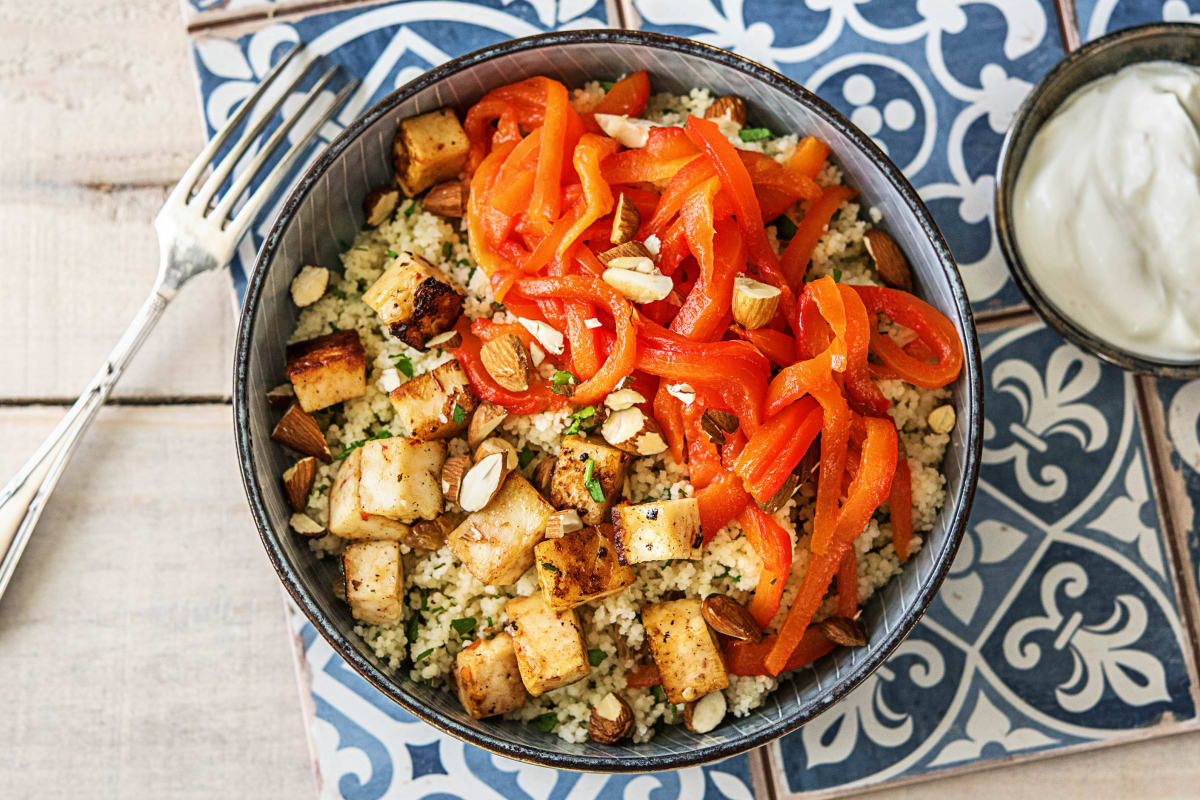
(611, 498, 702, 566)
(389, 359, 478, 440)
(453, 633, 526, 719)
(357, 436, 446, 522)
(448, 474, 554, 585)
(362, 252, 464, 349)
(505, 593, 590, 696)
(328, 448, 413, 541)
(285, 330, 367, 412)
(534, 524, 633, 611)
(342, 540, 405, 624)
(548, 436, 629, 525)
(642, 598, 728, 704)
(393, 108, 469, 195)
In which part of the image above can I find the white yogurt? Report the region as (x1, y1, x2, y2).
(1013, 61, 1200, 360)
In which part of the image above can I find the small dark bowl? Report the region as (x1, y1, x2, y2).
(995, 22, 1200, 378)
(235, 30, 982, 772)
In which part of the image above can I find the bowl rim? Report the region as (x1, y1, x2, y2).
(234, 27, 983, 773)
(994, 21, 1200, 379)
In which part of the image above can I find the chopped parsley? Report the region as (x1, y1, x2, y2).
(413, 647, 434, 662)
(486, 616, 493, 628)
(390, 353, 414, 378)
(450, 617, 477, 636)
(588, 649, 607, 667)
(550, 370, 578, 397)
(328, 287, 347, 300)
(738, 127, 772, 142)
(467, 266, 477, 283)
(563, 405, 597, 435)
(652, 685, 668, 703)
(491, 300, 506, 312)
(518, 447, 538, 469)
(405, 202, 419, 218)
(451, 403, 467, 424)
(600, 80, 615, 91)
(583, 457, 605, 503)
(441, 241, 452, 259)
(832, 268, 843, 283)
(332, 429, 392, 461)
(540, 562, 559, 573)
(386, 249, 399, 258)
(405, 613, 420, 643)
(530, 712, 558, 733)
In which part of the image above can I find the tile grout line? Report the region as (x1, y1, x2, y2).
(1133, 374, 1200, 707)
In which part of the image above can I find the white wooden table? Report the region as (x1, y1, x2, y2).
(1, 0, 1196, 796)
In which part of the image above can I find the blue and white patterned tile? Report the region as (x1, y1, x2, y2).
(627, 0, 1069, 314)
(771, 321, 1197, 797)
(1156, 378, 1200, 605)
(1076, 0, 1200, 40)
(189, 0, 609, 300)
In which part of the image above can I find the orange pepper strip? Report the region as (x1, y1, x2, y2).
(765, 416, 896, 675)
(696, 469, 751, 544)
(529, 79, 570, 228)
(890, 439, 914, 562)
(788, 136, 831, 179)
(592, 69, 651, 117)
(729, 325, 796, 367)
(521, 204, 587, 273)
(853, 286, 964, 389)
(681, 180, 719, 282)
(646, 160, 717, 235)
(740, 505, 794, 628)
(555, 134, 618, 259)
(732, 397, 820, 502)
(725, 629, 836, 676)
(512, 276, 636, 405)
(739, 151, 821, 201)
(683, 403, 723, 489)
(451, 319, 557, 416)
(467, 142, 520, 276)
(836, 549, 858, 618)
(671, 219, 743, 342)
(780, 185, 857, 289)
(653, 382, 687, 464)
(490, 129, 542, 216)
(838, 283, 890, 416)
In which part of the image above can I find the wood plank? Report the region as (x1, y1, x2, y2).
(0, 405, 313, 799)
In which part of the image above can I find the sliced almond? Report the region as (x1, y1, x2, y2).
(604, 388, 646, 411)
(423, 179, 468, 218)
(440, 455, 471, 505)
(467, 402, 509, 448)
(593, 113, 659, 148)
(588, 692, 634, 743)
(757, 471, 800, 514)
(425, 329, 463, 349)
(458, 452, 509, 512)
(266, 383, 295, 409)
(928, 404, 956, 435)
(819, 616, 867, 647)
(480, 333, 531, 392)
(610, 192, 641, 245)
(701, 594, 762, 642)
(665, 383, 695, 406)
(517, 317, 565, 355)
(282, 457, 318, 513)
(642, 234, 661, 257)
(545, 509, 583, 539)
(474, 437, 518, 471)
(731, 275, 781, 329)
(532, 455, 556, 494)
(683, 691, 726, 734)
(601, 407, 667, 456)
(602, 268, 673, 304)
(271, 404, 332, 463)
(363, 187, 400, 226)
(864, 229, 912, 291)
(704, 95, 748, 126)
(289, 513, 325, 537)
(606, 255, 657, 274)
(599, 241, 653, 266)
(529, 341, 546, 367)
(290, 266, 330, 308)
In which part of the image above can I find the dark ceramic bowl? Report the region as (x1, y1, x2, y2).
(235, 29, 982, 772)
(995, 22, 1200, 378)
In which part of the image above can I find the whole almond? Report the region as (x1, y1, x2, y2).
(282, 456, 318, 513)
(610, 192, 641, 245)
(266, 383, 296, 409)
(440, 455, 471, 505)
(603, 268, 673, 304)
(731, 275, 781, 329)
(819, 616, 868, 647)
(704, 95, 748, 126)
(598, 241, 653, 266)
(363, 186, 400, 226)
(533, 456, 555, 494)
(474, 437, 518, 471)
(757, 472, 800, 515)
(701, 594, 762, 642)
(425, 329, 463, 349)
(423, 180, 468, 218)
(588, 692, 634, 743)
(271, 404, 332, 463)
(864, 229, 912, 290)
(467, 402, 509, 448)
(480, 334, 532, 392)
(683, 690, 727, 734)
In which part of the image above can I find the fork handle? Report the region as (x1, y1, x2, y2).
(0, 287, 171, 602)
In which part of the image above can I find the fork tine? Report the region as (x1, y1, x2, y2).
(192, 56, 322, 211)
(218, 77, 360, 238)
(173, 43, 303, 202)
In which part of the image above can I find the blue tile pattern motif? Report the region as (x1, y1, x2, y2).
(186, 1, 1200, 797)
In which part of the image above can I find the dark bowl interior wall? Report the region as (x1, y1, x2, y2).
(236, 31, 981, 771)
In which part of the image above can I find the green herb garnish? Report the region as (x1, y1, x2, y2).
(451, 403, 466, 424)
(518, 447, 538, 469)
(563, 405, 597, 435)
(414, 647, 434, 662)
(540, 562, 559, 573)
(599, 80, 615, 91)
(588, 649, 607, 667)
(332, 429, 392, 461)
(441, 241, 452, 259)
(583, 457, 605, 503)
(405, 202, 418, 218)
(832, 268, 843, 283)
(450, 617, 477, 636)
(491, 300, 506, 312)
(406, 613, 420, 643)
(530, 712, 558, 733)
(552, 370, 575, 386)
(328, 287, 348, 300)
(386, 249, 399, 258)
(390, 354, 414, 378)
(487, 616, 493, 628)
(652, 685, 667, 703)
(738, 127, 772, 142)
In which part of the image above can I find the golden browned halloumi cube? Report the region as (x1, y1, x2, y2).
(642, 598, 728, 704)
(448, 474, 554, 585)
(504, 593, 590, 696)
(362, 252, 464, 350)
(285, 330, 367, 412)
(327, 448, 413, 541)
(393, 108, 469, 195)
(342, 540, 405, 624)
(534, 524, 633, 611)
(357, 436, 447, 522)
(548, 436, 629, 526)
(388, 359, 478, 440)
(611, 498, 702, 566)
(453, 633, 527, 719)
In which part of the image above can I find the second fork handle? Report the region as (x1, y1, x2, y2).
(0, 287, 171, 602)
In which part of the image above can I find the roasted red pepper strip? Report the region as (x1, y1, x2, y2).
(730, 325, 796, 368)
(780, 185, 857, 289)
(467, 142, 520, 277)
(740, 505, 794, 628)
(556, 133, 619, 259)
(451, 318, 555, 415)
(724, 629, 836, 676)
(836, 549, 858, 618)
(683, 404, 723, 488)
(890, 439, 914, 562)
(788, 136, 830, 179)
(528, 79, 571, 229)
(646, 158, 717, 235)
(838, 283, 890, 416)
(653, 381, 687, 464)
(733, 397, 821, 502)
(765, 416, 896, 675)
(624, 663, 662, 687)
(671, 219, 743, 341)
(592, 69, 651, 117)
(853, 286, 964, 389)
(696, 469, 751, 543)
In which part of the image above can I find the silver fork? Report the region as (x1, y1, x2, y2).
(0, 44, 359, 602)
